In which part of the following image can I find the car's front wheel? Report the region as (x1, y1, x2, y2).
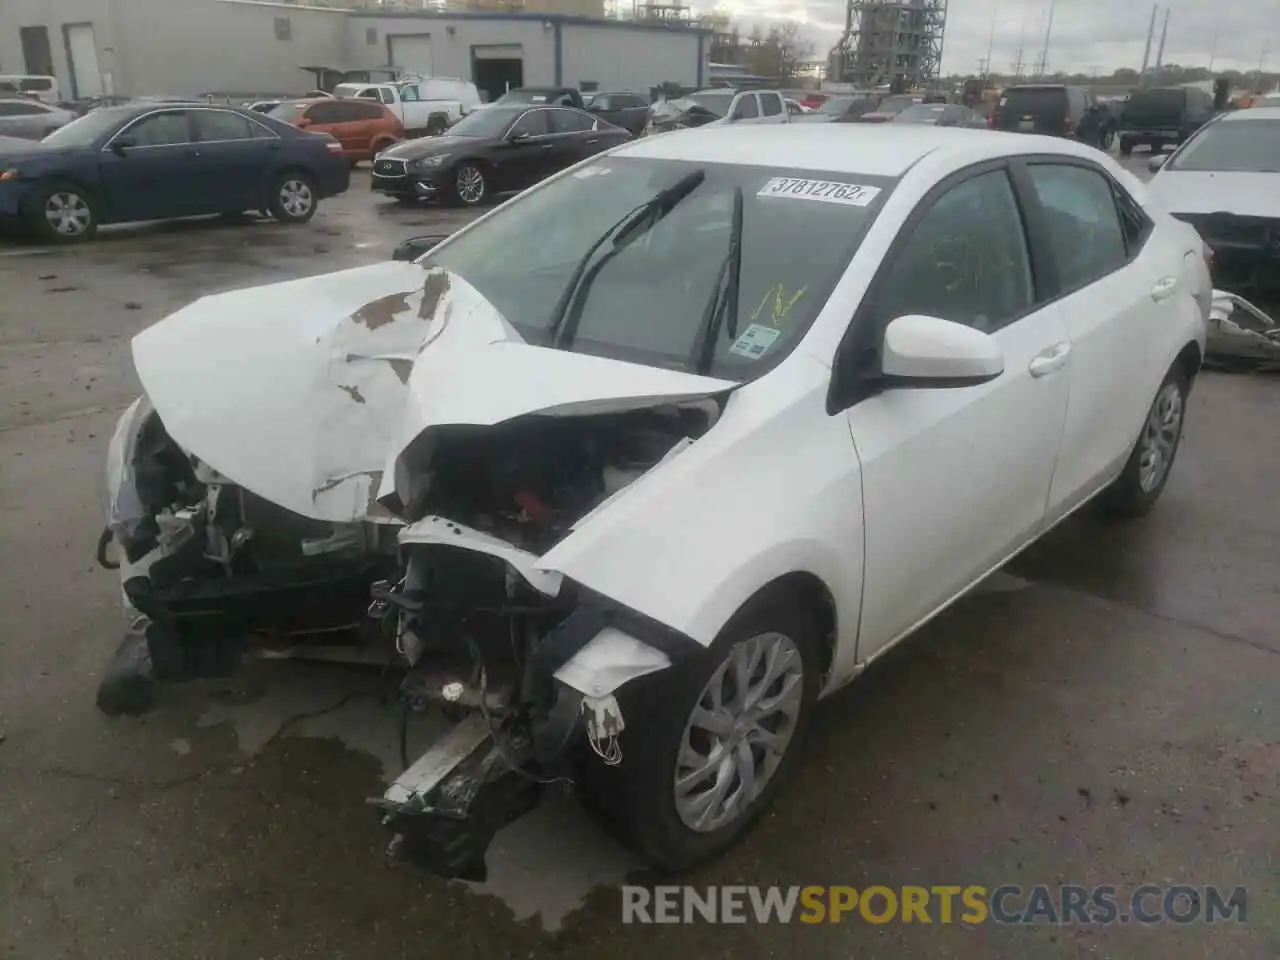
(268, 171, 318, 224)
(452, 162, 488, 206)
(29, 183, 98, 243)
(1101, 365, 1190, 517)
(579, 590, 821, 871)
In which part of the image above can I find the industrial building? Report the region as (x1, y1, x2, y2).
(829, 0, 947, 90)
(0, 0, 710, 102)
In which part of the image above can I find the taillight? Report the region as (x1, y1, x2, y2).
(1063, 114, 1075, 134)
(1202, 243, 1215, 270)
(324, 139, 343, 154)
(987, 111, 996, 129)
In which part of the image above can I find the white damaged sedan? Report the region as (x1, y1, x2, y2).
(101, 124, 1209, 880)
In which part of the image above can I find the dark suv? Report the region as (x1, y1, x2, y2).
(990, 84, 1113, 149)
(1117, 86, 1215, 156)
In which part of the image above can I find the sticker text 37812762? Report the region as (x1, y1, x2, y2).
(757, 178, 882, 207)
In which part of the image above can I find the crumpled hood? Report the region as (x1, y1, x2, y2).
(1149, 171, 1280, 218)
(131, 262, 734, 523)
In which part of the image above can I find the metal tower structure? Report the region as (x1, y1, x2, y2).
(828, 0, 947, 89)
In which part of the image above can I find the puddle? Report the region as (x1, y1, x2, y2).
(196, 660, 637, 930)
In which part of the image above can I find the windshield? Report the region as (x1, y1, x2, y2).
(267, 102, 309, 121)
(41, 107, 131, 147)
(1169, 119, 1280, 173)
(426, 157, 894, 379)
(687, 92, 734, 117)
(896, 103, 946, 123)
(448, 106, 521, 137)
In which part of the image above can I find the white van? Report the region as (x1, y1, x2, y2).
(0, 75, 61, 105)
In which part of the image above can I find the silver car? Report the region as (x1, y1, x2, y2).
(0, 98, 75, 139)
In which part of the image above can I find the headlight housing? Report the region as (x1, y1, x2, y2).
(410, 154, 450, 171)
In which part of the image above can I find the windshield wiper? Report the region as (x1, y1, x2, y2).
(547, 169, 706, 350)
(693, 186, 744, 375)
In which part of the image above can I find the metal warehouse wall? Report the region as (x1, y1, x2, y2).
(560, 23, 705, 93)
(114, 0, 348, 97)
(350, 15, 557, 87)
(0, 0, 122, 96)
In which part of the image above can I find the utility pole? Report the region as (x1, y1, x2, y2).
(1033, 0, 1057, 80)
(1011, 15, 1027, 79)
(1208, 31, 1219, 73)
(1138, 4, 1158, 89)
(982, 2, 999, 83)
(1152, 6, 1170, 86)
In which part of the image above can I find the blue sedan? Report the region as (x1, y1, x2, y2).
(0, 102, 350, 242)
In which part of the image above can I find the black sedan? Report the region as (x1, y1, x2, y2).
(370, 104, 631, 206)
(0, 103, 350, 242)
(891, 102, 988, 128)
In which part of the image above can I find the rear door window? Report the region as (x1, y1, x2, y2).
(760, 93, 783, 117)
(548, 108, 592, 133)
(193, 109, 258, 141)
(1026, 164, 1130, 291)
(509, 109, 549, 137)
(733, 94, 759, 119)
(354, 101, 386, 120)
(306, 101, 344, 123)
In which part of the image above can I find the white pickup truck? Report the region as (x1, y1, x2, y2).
(332, 78, 481, 137)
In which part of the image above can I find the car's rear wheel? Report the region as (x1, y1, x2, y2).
(29, 183, 97, 243)
(578, 590, 821, 871)
(1119, 135, 1134, 156)
(1099, 128, 1115, 150)
(268, 171, 317, 224)
(1100, 366, 1190, 517)
(452, 162, 488, 206)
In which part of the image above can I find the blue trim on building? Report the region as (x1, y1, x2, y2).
(349, 10, 712, 36)
(553, 21, 563, 85)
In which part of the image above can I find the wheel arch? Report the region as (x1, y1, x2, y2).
(1174, 339, 1203, 391)
(734, 571, 838, 684)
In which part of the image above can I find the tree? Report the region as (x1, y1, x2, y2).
(745, 21, 813, 82)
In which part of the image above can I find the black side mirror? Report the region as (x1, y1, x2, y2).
(111, 137, 135, 156)
(391, 234, 450, 262)
(507, 130, 530, 142)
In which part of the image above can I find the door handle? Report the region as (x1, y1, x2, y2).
(587, 137, 598, 144)
(1151, 276, 1178, 301)
(540, 143, 554, 150)
(1029, 341, 1071, 377)
(185, 149, 201, 158)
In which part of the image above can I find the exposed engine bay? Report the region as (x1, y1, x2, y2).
(101, 395, 721, 881)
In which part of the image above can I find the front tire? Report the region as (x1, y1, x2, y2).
(1099, 127, 1115, 151)
(578, 591, 821, 872)
(1100, 366, 1189, 517)
(29, 183, 97, 243)
(1119, 135, 1134, 157)
(268, 171, 317, 224)
(452, 162, 488, 207)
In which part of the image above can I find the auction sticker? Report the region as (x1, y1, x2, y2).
(728, 323, 783, 359)
(757, 178, 881, 206)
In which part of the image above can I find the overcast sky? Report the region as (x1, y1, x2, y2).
(698, 0, 1274, 75)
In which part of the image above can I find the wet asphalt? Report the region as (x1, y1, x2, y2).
(0, 158, 1276, 959)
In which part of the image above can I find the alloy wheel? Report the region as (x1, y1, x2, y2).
(673, 632, 804, 833)
(279, 179, 313, 218)
(1138, 381, 1183, 492)
(456, 165, 485, 204)
(45, 191, 92, 237)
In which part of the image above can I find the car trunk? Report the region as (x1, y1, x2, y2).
(994, 87, 1069, 135)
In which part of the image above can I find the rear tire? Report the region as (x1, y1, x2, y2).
(1100, 366, 1189, 518)
(577, 590, 822, 872)
(268, 171, 318, 224)
(1118, 135, 1134, 156)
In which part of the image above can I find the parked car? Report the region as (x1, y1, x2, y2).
(0, 98, 75, 139)
(370, 103, 630, 206)
(1148, 106, 1280, 302)
(856, 94, 922, 123)
(247, 100, 283, 114)
(891, 102, 987, 128)
(332, 78, 481, 136)
(783, 98, 811, 117)
(990, 84, 1112, 149)
(0, 103, 350, 242)
(482, 86, 586, 111)
(584, 92, 651, 135)
(793, 95, 878, 123)
(0, 74, 60, 104)
(1117, 86, 1216, 156)
(268, 98, 404, 167)
(99, 124, 1207, 882)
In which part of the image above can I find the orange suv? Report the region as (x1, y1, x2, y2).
(268, 98, 404, 167)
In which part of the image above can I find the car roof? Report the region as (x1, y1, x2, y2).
(614, 124, 1103, 178)
(1219, 106, 1280, 122)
